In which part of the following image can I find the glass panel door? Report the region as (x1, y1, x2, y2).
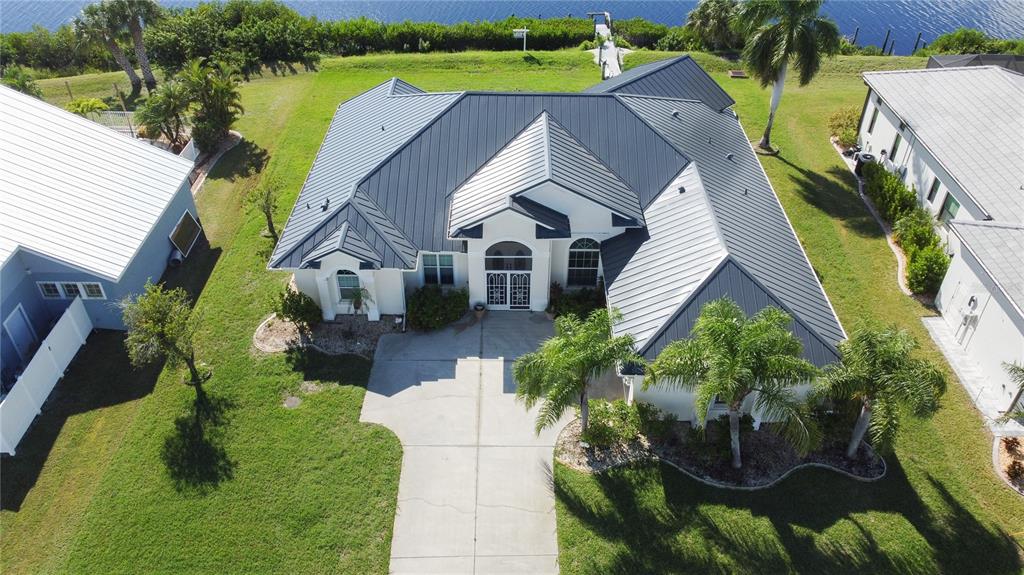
(510, 273, 531, 310)
(487, 272, 507, 306)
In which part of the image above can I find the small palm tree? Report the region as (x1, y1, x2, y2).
(997, 362, 1024, 423)
(134, 79, 190, 149)
(816, 324, 946, 458)
(647, 298, 819, 469)
(735, 0, 841, 150)
(178, 59, 244, 151)
(514, 308, 638, 435)
(66, 97, 110, 117)
(108, 0, 162, 91)
(687, 0, 739, 52)
(1, 65, 43, 98)
(75, 3, 142, 94)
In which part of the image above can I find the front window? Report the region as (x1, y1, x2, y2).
(927, 177, 941, 203)
(423, 254, 454, 285)
(938, 194, 960, 225)
(891, 133, 902, 162)
(38, 282, 61, 299)
(867, 107, 879, 134)
(336, 270, 360, 300)
(61, 283, 81, 298)
(567, 238, 600, 286)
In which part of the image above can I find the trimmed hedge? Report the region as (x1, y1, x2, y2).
(406, 286, 468, 331)
(907, 244, 950, 295)
(893, 207, 940, 258)
(862, 162, 917, 224)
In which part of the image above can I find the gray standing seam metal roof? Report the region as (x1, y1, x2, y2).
(927, 54, 1024, 74)
(951, 220, 1024, 322)
(584, 55, 735, 112)
(863, 67, 1024, 222)
(612, 95, 847, 348)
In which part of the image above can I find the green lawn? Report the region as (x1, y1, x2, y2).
(4, 49, 1021, 573)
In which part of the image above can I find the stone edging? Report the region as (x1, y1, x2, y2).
(190, 130, 243, 196)
(251, 313, 371, 359)
(991, 437, 1024, 496)
(831, 139, 912, 296)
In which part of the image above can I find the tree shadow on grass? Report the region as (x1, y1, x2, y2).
(284, 345, 372, 389)
(161, 387, 236, 495)
(209, 140, 270, 183)
(774, 153, 884, 240)
(555, 456, 1022, 574)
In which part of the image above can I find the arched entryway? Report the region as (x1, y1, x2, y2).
(485, 241, 532, 309)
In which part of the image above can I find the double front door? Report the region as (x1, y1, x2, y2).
(486, 272, 530, 310)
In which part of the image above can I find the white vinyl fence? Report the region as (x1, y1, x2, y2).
(0, 298, 92, 455)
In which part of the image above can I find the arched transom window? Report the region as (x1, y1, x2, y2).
(485, 241, 532, 271)
(336, 270, 360, 300)
(567, 238, 600, 286)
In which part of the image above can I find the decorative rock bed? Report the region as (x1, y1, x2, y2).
(995, 437, 1024, 495)
(556, 418, 886, 490)
(253, 313, 403, 358)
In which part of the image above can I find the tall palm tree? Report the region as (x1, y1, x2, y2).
(735, 0, 841, 150)
(816, 324, 946, 459)
(134, 79, 190, 149)
(75, 3, 141, 94)
(687, 0, 739, 51)
(514, 309, 638, 435)
(108, 0, 162, 91)
(178, 59, 244, 151)
(647, 298, 819, 469)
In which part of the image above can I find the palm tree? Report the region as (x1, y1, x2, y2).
(997, 362, 1024, 423)
(178, 59, 244, 151)
(687, 0, 739, 51)
(735, 0, 841, 150)
(134, 79, 190, 149)
(108, 0, 162, 91)
(647, 298, 818, 469)
(1, 65, 43, 97)
(75, 3, 142, 94)
(514, 308, 639, 435)
(816, 324, 946, 459)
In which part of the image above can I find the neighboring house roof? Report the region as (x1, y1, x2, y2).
(584, 55, 735, 112)
(927, 54, 1024, 74)
(447, 111, 644, 236)
(863, 66, 1024, 222)
(0, 85, 194, 281)
(950, 220, 1024, 322)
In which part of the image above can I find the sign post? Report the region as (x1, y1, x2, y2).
(513, 28, 529, 51)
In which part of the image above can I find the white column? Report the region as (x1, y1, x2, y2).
(467, 241, 486, 307)
(317, 271, 335, 321)
(532, 243, 551, 312)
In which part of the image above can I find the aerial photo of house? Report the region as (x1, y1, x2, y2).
(1, 1, 1022, 574)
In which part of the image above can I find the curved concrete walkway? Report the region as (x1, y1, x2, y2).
(361, 312, 565, 574)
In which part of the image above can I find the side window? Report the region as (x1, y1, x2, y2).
(891, 133, 902, 162)
(567, 238, 600, 287)
(82, 283, 106, 299)
(927, 178, 941, 203)
(867, 107, 879, 134)
(939, 193, 961, 225)
(336, 270, 360, 300)
(38, 282, 61, 299)
(61, 282, 82, 298)
(423, 254, 454, 285)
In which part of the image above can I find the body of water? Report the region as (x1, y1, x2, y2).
(2, 0, 1023, 55)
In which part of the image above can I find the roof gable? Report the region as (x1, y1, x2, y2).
(584, 55, 735, 112)
(952, 220, 1024, 321)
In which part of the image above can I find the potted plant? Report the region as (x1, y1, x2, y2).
(351, 287, 372, 313)
(473, 302, 486, 319)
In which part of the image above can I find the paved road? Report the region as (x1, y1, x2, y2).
(361, 312, 565, 574)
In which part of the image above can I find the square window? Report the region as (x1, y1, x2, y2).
(423, 253, 454, 285)
(82, 283, 105, 299)
(61, 283, 81, 298)
(38, 282, 61, 299)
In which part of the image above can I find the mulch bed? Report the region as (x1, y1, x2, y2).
(997, 438, 1024, 495)
(556, 419, 885, 488)
(253, 313, 403, 358)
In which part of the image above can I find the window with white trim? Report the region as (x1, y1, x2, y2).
(169, 210, 202, 256)
(61, 282, 81, 298)
(423, 254, 454, 285)
(82, 283, 105, 299)
(336, 270, 360, 301)
(38, 282, 61, 299)
(567, 238, 600, 286)
(927, 177, 941, 203)
(939, 193, 960, 225)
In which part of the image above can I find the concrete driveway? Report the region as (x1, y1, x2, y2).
(361, 312, 565, 574)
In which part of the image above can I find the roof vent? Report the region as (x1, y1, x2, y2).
(707, 136, 712, 145)
(321, 198, 330, 211)
(381, 124, 385, 131)
(726, 153, 735, 161)
(671, 109, 680, 118)
(677, 186, 686, 195)
(743, 188, 749, 196)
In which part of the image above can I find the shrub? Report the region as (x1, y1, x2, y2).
(862, 162, 917, 223)
(907, 244, 950, 295)
(615, 17, 669, 49)
(275, 289, 321, 329)
(407, 286, 468, 331)
(828, 106, 860, 148)
(1007, 460, 1024, 482)
(893, 207, 940, 257)
(578, 39, 599, 51)
(550, 283, 605, 319)
(637, 402, 677, 439)
(655, 26, 702, 51)
(1003, 436, 1020, 455)
(582, 399, 641, 447)
(65, 97, 109, 117)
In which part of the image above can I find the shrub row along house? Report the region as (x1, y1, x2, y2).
(270, 56, 846, 422)
(0, 85, 200, 453)
(857, 65, 1024, 426)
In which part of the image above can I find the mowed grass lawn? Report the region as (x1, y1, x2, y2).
(1, 50, 1020, 573)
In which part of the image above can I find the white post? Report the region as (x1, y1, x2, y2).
(318, 274, 335, 321)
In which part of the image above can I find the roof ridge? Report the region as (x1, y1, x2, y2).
(544, 112, 638, 195)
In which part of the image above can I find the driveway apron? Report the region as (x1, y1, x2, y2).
(361, 312, 564, 574)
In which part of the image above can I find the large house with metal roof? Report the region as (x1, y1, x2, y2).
(0, 85, 200, 451)
(857, 65, 1024, 428)
(270, 56, 845, 420)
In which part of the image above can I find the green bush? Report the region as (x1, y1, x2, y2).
(549, 280, 605, 319)
(828, 106, 860, 148)
(637, 402, 677, 439)
(907, 244, 950, 295)
(407, 286, 468, 331)
(583, 399, 641, 447)
(893, 207, 940, 257)
(578, 39, 599, 51)
(862, 162, 917, 223)
(655, 27, 702, 51)
(615, 17, 670, 49)
(275, 289, 321, 329)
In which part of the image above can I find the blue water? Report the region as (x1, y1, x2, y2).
(2, 0, 1023, 55)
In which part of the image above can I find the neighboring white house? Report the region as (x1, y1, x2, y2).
(858, 66, 1024, 427)
(0, 85, 199, 454)
(270, 57, 846, 422)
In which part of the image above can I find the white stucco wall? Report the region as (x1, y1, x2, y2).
(291, 251, 407, 321)
(936, 246, 1024, 408)
(466, 210, 552, 311)
(624, 375, 810, 426)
